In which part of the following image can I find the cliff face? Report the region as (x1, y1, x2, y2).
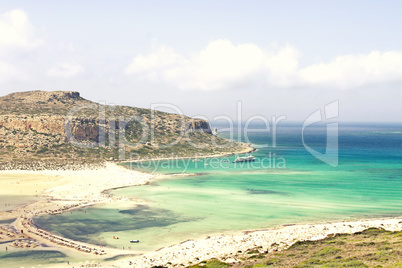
(0, 116, 213, 142)
(66, 118, 100, 141)
(0, 115, 100, 142)
(0, 91, 214, 143)
(186, 119, 212, 134)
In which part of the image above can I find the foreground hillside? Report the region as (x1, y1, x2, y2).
(189, 228, 402, 268)
(0, 90, 249, 169)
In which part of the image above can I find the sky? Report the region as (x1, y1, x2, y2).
(0, 0, 402, 123)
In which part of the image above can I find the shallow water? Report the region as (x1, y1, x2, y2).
(0, 248, 105, 268)
(34, 123, 402, 253)
(0, 250, 67, 265)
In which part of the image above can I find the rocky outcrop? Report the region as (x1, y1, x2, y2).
(67, 118, 100, 142)
(72, 125, 99, 141)
(0, 115, 214, 143)
(186, 119, 212, 134)
(3, 90, 81, 103)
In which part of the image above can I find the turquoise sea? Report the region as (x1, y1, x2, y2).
(31, 123, 402, 255)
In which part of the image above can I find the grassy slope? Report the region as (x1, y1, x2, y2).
(187, 228, 402, 268)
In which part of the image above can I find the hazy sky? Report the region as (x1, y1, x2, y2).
(0, 0, 401, 122)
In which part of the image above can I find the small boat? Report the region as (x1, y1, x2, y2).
(130, 240, 140, 243)
(233, 155, 256, 163)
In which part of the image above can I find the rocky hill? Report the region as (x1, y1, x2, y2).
(0, 91, 248, 169)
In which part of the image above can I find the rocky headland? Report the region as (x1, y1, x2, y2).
(0, 90, 250, 169)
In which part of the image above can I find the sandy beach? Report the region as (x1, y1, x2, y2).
(109, 217, 402, 267)
(0, 162, 154, 260)
(0, 162, 401, 268)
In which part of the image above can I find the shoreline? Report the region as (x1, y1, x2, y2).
(0, 156, 401, 267)
(119, 143, 256, 163)
(111, 216, 402, 267)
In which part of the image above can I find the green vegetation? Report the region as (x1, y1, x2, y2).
(314, 247, 342, 257)
(189, 259, 230, 268)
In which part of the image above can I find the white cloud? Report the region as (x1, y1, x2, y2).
(126, 45, 185, 81)
(126, 39, 271, 91)
(47, 63, 84, 78)
(0, 9, 42, 52)
(299, 51, 402, 89)
(264, 45, 300, 87)
(180, 40, 264, 90)
(126, 40, 402, 91)
(0, 9, 42, 83)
